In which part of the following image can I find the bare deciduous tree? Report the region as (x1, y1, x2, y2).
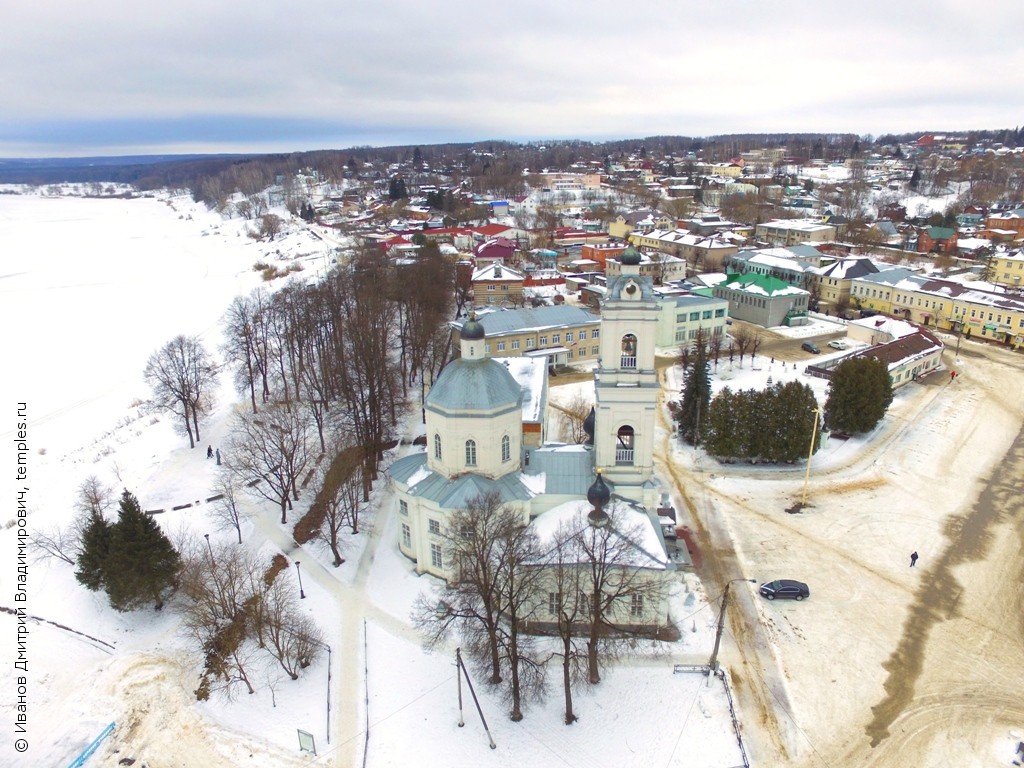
(316, 447, 363, 566)
(224, 294, 264, 415)
(573, 505, 672, 684)
(181, 541, 265, 699)
(544, 519, 589, 725)
(226, 404, 313, 524)
(413, 491, 545, 721)
(556, 392, 592, 444)
(32, 475, 113, 564)
(182, 541, 322, 699)
(256, 578, 324, 680)
(144, 335, 219, 448)
(211, 472, 249, 544)
(729, 325, 756, 368)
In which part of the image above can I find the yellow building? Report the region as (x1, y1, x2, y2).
(851, 269, 1024, 346)
(988, 250, 1024, 289)
(451, 305, 602, 367)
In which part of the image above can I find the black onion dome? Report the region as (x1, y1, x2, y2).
(586, 470, 610, 508)
(461, 312, 485, 341)
(582, 406, 595, 446)
(620, 245, 642, 266)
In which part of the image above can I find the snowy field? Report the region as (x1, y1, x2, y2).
(0, 192, 746, 768)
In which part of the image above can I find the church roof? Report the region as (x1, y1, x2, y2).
(530, 498, 672, 570)
(425, 357, 522, 414)
(389, 453, 534, 507)
(523, 444, 595, 495)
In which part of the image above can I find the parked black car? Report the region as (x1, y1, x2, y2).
(801, 341, 821, 354)
(759, 579, 810, 600)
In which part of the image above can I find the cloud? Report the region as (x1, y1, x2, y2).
(3, 0, 1024, 156)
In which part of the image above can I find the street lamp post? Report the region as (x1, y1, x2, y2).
(800, 407, 823, 507)
(708, 578, 757, 675)
(295, 560, 306, 599)
(203, 533, 214, 561)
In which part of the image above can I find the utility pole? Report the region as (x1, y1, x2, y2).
(708, 583, 732, 676)
(708, 579, 756, 677)
(801, 408, 823, 507)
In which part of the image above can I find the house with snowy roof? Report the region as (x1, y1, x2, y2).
(711, 273, 810, 327)
(843, 318, 944, 388)
(388, 245, 679, 630)
(724, 247, 821, 290)
(473, 236, 519, 267)
(987, 249, 1024, 289)
(984, 209, 1024, 237)
(848, 268, 923, 316)
(471, 263, 527, 306)
(607, 210, 673, 239)
(813, 256, 882, 313)
(754, 218, 837, 247)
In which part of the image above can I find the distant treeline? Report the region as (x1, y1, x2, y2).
(2, 128, 1019, 194)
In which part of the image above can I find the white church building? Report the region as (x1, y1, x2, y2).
(388, 245, 678, 628)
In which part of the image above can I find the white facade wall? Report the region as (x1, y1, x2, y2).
(425, 407, 522, 479)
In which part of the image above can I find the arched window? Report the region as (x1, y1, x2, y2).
(501, 435, 511, 462)
(615, 425, 635, 465)
(620, 334, 637, 369)
(434, 434, 442, 460)
(465, 439, 477, 467)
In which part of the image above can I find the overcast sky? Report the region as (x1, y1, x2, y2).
(2, 0, 1022, 158)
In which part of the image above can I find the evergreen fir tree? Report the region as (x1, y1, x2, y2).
(677, 333, 712, 446)
(388, 176, 407, 201)
(75, 509, 113, 592)
(104, 490, 181, 611)
(825, 358, 894, 435)
(768, 382, 820, 462)
(704, 387, 738, 458)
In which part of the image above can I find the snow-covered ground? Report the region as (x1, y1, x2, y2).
(0, 192, 745, 768)
(3, 189, 1020, 768)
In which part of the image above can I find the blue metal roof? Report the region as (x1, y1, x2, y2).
(425, 357, 522, 414)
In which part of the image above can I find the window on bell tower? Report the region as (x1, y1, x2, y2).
(620, 334, 637, 369)
(616, 425, 635, 465)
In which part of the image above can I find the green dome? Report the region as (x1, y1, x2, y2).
(621, 245, 642, 265)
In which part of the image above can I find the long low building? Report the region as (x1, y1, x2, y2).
(809, 317, 944, 389)
(451, 305, 602, 367)
(850, 269, 1024, 347)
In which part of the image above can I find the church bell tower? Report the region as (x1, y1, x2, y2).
(593, 245, 659, 503)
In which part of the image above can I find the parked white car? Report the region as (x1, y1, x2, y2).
(828, 340, 848, 350)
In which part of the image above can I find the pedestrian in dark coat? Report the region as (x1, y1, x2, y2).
(910, 551, 919, 567)
(215, 448, 221, 466)
(207, 445, 213, 459)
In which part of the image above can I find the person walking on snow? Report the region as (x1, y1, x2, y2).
(207, 445, 213, 459)
(910, 551, 919, 567)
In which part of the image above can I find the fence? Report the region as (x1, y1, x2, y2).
(672, 665, 750, 768)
